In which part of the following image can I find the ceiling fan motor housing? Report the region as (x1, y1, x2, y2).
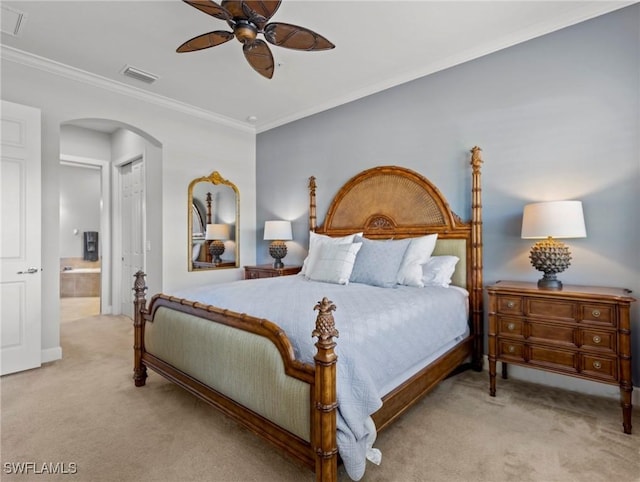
(235, 19, 258, 43)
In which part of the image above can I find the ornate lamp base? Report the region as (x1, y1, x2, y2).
(269, 240, 287, 269)
(209, 240, 225, 265)
(537, 274, 563, 290)
(529, 236, 571, 290)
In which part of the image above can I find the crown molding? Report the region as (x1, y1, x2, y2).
(1, 45, 255, 134)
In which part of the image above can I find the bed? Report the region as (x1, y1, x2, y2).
(132, 146, 484, 482)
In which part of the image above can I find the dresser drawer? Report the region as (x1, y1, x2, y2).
(497, 317, 524, 338)
(526, 298, 576, 321)
(580, 354, 617, 381)
(529, 346, 577, 373)
(580, 303, 615, 326)
(244, 265, 302, 280)
(245, 269, 262, 279)
(497, 296, 522, 315)
(497, 340, 525, 362)
(245, 268, 274, 279)
(528, 322, 575, 347)
(579, 328, 616, 353)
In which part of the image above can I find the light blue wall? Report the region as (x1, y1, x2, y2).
(257, 6, 640, 384)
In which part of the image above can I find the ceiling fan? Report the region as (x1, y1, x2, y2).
(177, 0, 335, 79)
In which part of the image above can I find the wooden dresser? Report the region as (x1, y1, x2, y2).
(487, 280, 635, 434)
(244, 264, 302, 280)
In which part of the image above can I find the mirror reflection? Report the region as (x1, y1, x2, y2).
(188, 171, 239, 271)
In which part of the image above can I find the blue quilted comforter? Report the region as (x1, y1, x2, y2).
(172, 274, 468, 480)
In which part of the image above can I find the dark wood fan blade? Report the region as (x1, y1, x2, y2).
(220, 1, 246, 19)
(177, 31, 234, 52)
(264, 23, 334, 51)
(241, 1, 281, 28)
(183, 0, 232, 21)
(243, 39, 274, 79)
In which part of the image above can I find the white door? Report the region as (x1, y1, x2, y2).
(119, 158, 144, 318)
(1, 100, 42, 375)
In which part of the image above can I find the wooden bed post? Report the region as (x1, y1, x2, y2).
(205, 192, 213, 262)
(133, 270, 148, 387)
(312, 297, 339, 482)
(309, 176, 317, 232)
(470, 146, 484, 371)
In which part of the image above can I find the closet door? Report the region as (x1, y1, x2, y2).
(119, 157, 144, 318)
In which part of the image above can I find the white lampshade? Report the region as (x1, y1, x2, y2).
(263, 220, 292, 241)
(521, 201, 586, 239)
(205, 223, 230, 240)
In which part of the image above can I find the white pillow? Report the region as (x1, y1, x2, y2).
(306, 242, 362, 285)
(192, 244, 201, 262)
(301, 231, 362, 276)
(396, 234, 438, 287)
(422, 255, 459, 287)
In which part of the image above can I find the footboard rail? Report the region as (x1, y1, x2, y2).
(132, 271, 338, 482)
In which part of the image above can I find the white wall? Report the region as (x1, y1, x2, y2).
(1, 58, 256, 359)
(59, 164, 101, 259)
(60, 124, 111, 160)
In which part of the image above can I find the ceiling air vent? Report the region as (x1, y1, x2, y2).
(1, 5, 27, 36)
(121, 65, 159, 84)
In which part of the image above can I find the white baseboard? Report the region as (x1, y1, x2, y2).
(482, 355, 639, 405)
(41, 346, 62, 364)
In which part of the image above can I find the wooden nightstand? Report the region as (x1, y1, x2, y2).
(487, 280, 635, 434)
(193, 261, 236, 269)
(244, 264, 302, 280)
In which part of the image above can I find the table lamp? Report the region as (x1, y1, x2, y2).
(206, 223, 230, 265)
(521, 200, 586, 289)
(264, 220, 292, 269)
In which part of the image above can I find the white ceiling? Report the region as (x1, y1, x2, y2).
(1, 1, 634, 133)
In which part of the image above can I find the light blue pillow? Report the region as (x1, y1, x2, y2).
(350, 236, 410, 288)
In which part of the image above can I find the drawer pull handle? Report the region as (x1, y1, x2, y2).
(507, 301, 515, 309)
(507, 323, 515, 331)
(508, 345, 515, 353)
(592, 361, 602, 370)
(591, 309, 601, 318)
(592, 335, 601, 344)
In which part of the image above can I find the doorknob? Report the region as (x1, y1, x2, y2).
(17, 267, 39, 274)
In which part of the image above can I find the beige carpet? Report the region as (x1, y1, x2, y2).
(1, 315, 639, 482)
(59, 297, 101, 323)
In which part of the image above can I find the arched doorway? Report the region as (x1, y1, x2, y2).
(59, 118, 162, 320)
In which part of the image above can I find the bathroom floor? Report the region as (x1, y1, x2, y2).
(60, 297, 100, 323)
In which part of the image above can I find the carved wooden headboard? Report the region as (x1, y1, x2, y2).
(313, 165, 464, 232)
(308, 147, 484, 355)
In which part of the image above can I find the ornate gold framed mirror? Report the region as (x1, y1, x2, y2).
(188, 171, 239, 271)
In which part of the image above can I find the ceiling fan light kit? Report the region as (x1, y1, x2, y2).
(177, 0, 335, 79)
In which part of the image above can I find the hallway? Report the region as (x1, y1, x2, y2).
(60, 297, 100, 323)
